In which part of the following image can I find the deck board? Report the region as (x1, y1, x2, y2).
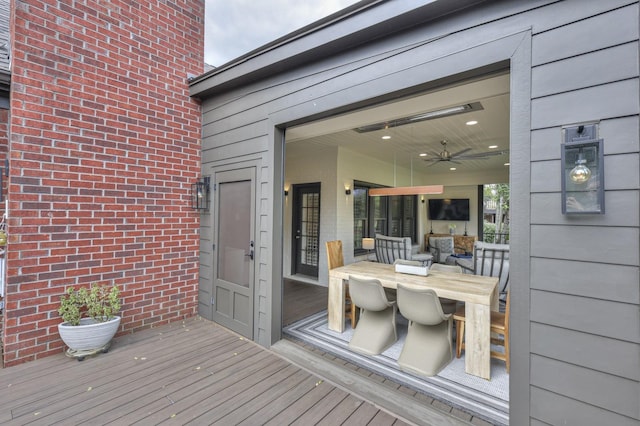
(0, 317, 407, 425)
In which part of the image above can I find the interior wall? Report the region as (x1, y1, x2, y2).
(284, 142, 503, 287)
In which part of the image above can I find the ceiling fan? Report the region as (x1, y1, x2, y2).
(423, 140, 508, 166)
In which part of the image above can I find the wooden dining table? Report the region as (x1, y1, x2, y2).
(328, 261, 499, 380)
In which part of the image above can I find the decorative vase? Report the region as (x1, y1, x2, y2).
(58, 316, 121, 352)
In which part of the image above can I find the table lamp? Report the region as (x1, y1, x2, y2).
(362, 237, 375, 260)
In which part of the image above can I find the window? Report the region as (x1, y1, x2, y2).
(353, 181, 417, 253)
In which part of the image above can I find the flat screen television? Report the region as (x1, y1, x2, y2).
(428, 198, 470, 221)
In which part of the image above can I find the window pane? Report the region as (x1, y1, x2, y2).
(353, 187, 368, 250)
(352, 183, 417, 253)
(372, 196, 387, 235)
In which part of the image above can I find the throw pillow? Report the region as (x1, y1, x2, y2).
(429, 237, 454, 262)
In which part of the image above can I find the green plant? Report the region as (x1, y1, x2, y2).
(58, 283, 121, 326)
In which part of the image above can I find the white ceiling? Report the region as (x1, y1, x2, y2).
(285, 73, 511, 174)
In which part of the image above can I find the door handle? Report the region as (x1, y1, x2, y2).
(245, 240, 254, 260)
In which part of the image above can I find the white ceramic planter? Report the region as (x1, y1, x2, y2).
(58, 316, 121, 351)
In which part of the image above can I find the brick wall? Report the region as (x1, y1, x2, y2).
(3, 0, 204, 366)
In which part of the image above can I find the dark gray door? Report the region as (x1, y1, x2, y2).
(212, 167, 255, 338)
(292, 183, 321, 277)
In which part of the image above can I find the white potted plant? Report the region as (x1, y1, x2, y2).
(57, 282, 121, 360)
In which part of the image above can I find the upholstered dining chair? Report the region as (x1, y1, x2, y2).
(326, 240, 358, 329)
(396, 284, 453, 376)
(453, 291, 510, 373)
(374, 234, 412, 264)
(428, 263, 463, 314)
(456, 241, 509, 310)
(347, 276, 397, 355)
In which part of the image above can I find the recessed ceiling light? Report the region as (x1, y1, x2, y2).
(489, 145, 498, 149)
(419, 153, 427, 157)
(381, 135, 391, 140)
(449, 167, 456, 171)
(504, 162, 510, 166)
(466, 120, 478, 126)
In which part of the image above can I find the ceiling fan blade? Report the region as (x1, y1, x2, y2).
(456, 150, 509, 159)
(449, 148, 472, 158)
(422, 159, 441, 166)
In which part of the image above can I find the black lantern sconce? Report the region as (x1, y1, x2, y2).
(561, 123, 604, 214)
(191, 176, 210, 210)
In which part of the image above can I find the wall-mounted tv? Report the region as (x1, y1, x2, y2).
(428, 198, 470, 221)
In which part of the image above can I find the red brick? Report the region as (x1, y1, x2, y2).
(4, 0, 203, 366)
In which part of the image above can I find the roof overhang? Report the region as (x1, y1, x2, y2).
(190, 0, 488, 99)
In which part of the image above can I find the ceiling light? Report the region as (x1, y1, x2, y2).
(489, 145, 498, 149)
(419, 153, 427, 157)
(466, 120, 478, 126)
(381, 135, 391, 140)
(449, 167, 456, 171)
(504, 162, 510, 166)
(354, 102, 484, 133)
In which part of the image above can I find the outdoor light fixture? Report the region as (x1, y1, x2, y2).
(191, 176, 210, 210)
(561, 123, 604, 214)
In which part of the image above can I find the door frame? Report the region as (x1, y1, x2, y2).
(290, 182, 322, 278)
(202, 160, 261, 340)
(270, 32, 531, 424)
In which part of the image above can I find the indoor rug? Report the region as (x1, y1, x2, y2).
(284, 310, 509, 426)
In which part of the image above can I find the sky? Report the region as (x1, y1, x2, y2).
(205, 0, 361, 67)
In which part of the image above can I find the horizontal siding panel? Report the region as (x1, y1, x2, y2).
(207, 34, 523, 136)
(531, 191, 639, 226)
(531, 323, 640, 379)
(600, 115, 640, 155)
(531, 386, 640, 426)
(531, 290, 640, 343)
(531, 224, 639, 265)
(531, 355, 639, 419)
(604, 153, 640, 190)
(532, 42, 639, 98)
(531, 116, 639, 162)
(530, 127, 561, 162)
(202, 136, 269, 164)
(532, 4, 639, 66)
(203, 119, 269, 143)
(531, 153, 640, 192)
(531, 257, 639, 303)
(531, 79, 639, 129)
(528, 0, 638, 34)
(530, 420, 551, 426)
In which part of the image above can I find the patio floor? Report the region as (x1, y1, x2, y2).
(0, 316, 471, 426)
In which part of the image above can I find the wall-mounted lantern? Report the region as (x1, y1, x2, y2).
(561, 123, 604, 214)
(191, 176, 210, 210)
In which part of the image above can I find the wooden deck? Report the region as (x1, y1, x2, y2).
(0, 317, 414, 425)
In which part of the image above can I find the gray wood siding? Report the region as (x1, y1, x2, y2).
(529, 1, 640, 424)
(196, 0, 640, 423)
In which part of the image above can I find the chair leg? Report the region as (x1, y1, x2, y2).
(505, 330, 509, 373)
(455, 320, 464, 358)
(350, 301, 358, 329)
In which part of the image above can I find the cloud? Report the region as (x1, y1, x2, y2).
(205, 0, 359, 67)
